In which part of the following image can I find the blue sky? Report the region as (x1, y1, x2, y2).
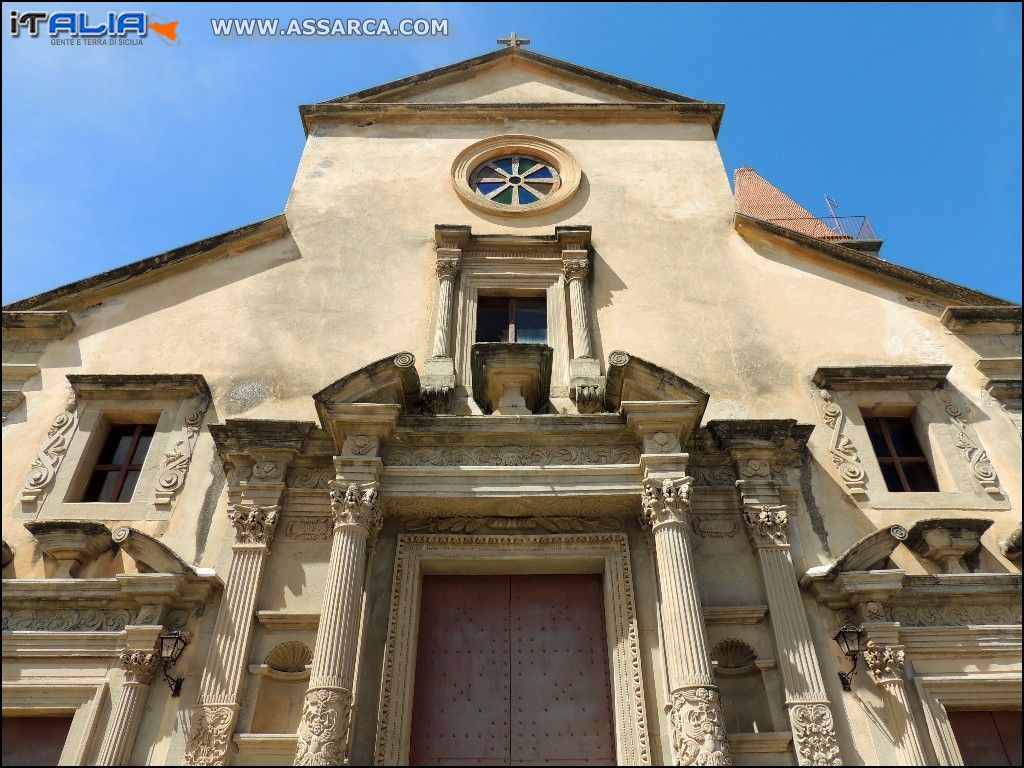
(2, 2, 1021, 304)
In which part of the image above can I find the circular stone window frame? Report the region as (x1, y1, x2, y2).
(452, 135, 582, 218)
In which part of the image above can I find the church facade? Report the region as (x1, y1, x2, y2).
(2, 44, 1020, 766)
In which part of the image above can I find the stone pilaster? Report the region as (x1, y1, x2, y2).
(294, 458, 382, 766)
(95, 647, 161, 765)
(184, 450, 290, 766)
(735, 456, 842, 767)
(640, 454, 730, 766)
(864, 643, 928, 765)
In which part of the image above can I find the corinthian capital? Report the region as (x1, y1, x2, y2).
(120, 649, 161, 684)
(639, 476, 693, 530)
(228, 503, 280, 546)
(329, 481, 383, 537)
(742, 503, 789, 548)
(562, 258, 589, 281)
(435, 256, 461, 280)
(864, 641, 905, 684)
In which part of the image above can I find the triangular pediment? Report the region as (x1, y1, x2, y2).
(322, 48, 702, 106)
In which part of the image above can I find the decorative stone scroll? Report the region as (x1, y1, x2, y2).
(154, 396, 211, 509)
(944, 404, 1002, 494)
(19, 397, 78, 509)
(817, 390, 867, 498)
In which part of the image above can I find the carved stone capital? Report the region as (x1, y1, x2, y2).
(184, 704, 237, 766)
(562, 257, 589, 281)
(294, 687, 353, 766)
(666, 686, 730, 766)
(329, 481, 383, 537)
(864, 641, 905, 684)
(120, 649, 161, 684)
(227, 504, 280, 546)
(791, 703, 842, 766)
(639, 476, 693, 531)
(742, 503, 790, 548)
(435, 255, 461, 280)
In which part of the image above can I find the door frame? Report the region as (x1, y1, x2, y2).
(373, 533, 652, 766)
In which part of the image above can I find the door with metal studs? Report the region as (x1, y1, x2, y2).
(410, 574, 617, 765)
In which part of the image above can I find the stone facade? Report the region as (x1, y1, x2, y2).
(2, 46, 1020, 766)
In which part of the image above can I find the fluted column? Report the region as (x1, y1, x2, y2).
(294, 480, 382, 765)
(864, 643, 928, 765)
(431, 255, 460, 358)
(96, 648, 161, 765)
(184, 504, 278, 764)
(737, 459, 842, 767)
(640, 465, 730, 766)
(562, 255, 593, 359)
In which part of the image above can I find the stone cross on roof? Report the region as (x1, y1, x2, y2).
(497, 31, 530, 48)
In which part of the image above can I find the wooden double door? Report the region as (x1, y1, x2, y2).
(410, 574, 617, 766)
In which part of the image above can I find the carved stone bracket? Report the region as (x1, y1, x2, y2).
(817, 390, 867, 498)
(154, 396, 211, 509)
(944, 404, 1002, 495)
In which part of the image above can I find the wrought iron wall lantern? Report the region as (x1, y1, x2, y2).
(158, 630, 189, 697)
(833, 623, 865, 692)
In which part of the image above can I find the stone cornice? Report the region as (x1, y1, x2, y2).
(941, 305, 1022, 334)
(67, 373, 211, 402)
(322, 47, 705, 106)
(811, 364, 951, 391)
(605, 350, 709, 414)
(707, 419, 813, 465)
(434, 224, 592, 254)
(209, 418, 315, 457)
(736, 213, 1013, 307)
(301, 102, 725, 136)
(3, 215, 288, 312)
(2, 571, 219, 610)
(1, 310, 75, 341)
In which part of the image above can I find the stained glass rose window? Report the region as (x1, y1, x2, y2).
(469, 155, 560, 206)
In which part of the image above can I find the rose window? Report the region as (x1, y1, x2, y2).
(469, 155, 560, 206)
